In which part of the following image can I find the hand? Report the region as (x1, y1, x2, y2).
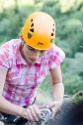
(45, 100, 62, 118)
(21, 104, 41, 122)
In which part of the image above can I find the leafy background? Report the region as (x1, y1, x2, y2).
(0, 0, 83, 100)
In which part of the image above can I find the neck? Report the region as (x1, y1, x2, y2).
(19, 42, 32, 65)
(20, 42, 26, 61)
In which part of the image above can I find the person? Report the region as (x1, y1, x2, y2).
(0, 12, 65, 123)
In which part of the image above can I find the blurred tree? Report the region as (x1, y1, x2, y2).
(62, 52, 83, 95)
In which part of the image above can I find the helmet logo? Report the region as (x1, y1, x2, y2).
(37, 42, 44, 45)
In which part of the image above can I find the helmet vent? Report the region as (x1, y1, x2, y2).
(50, 38, 54, 43)
(28, 32, 32, 38)
(30, 28, 34, 32)
(52, 28, 54, 32)
(31, 23, 34, 27)
(51, 33, 54, 36)
(31, 19, 33, 22)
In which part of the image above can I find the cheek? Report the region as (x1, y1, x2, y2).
(24, 49, 33, 58)
(23, 47, 29, 57)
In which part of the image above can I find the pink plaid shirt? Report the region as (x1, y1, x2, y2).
(0, 39, 65, 106)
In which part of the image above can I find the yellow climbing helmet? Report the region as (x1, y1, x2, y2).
(22, 12, 55, 50)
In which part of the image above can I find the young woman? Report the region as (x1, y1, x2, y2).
(0, 12, 65, 122)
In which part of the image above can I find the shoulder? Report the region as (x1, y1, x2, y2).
(0, 39, 21, 49)
(0, 39, 21, 60)
(0, 39, 21, 68)
(47, 44, 65, 60)
(45, 45, 65, 69)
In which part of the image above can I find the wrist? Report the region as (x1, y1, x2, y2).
(17, 106, 25, 117)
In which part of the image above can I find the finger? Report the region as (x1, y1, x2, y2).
(28, 105, 40, 121)
(26, 108, 35, 122)
(38, 105, 46, 109)
(32, 105, 41, 120)
(50, 113, 55, 119)
(47, 101, 59, 108)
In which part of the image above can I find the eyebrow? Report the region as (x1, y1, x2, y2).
(28, 45, 34, 49)
(27, 45, 46, 52)
(28, 45, 36, 50)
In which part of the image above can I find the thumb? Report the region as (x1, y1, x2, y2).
(47, 101, 59, 108)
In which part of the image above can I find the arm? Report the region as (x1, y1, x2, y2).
(48, 66, 64, 116)
(0, 68, 24, 116)
(50, 66, 64, 103)
(0, 68, 40, 121)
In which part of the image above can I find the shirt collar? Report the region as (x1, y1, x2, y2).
(16, 40, 27, 65)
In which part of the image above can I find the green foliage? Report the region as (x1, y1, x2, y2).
(73, 92, 83, 104)
(62, 52, 83, 95)
(56, 39, 72, 57)
(63, 73, 83, 95)
(64, 52, 83, 76)
(56, 15, 83, 57)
